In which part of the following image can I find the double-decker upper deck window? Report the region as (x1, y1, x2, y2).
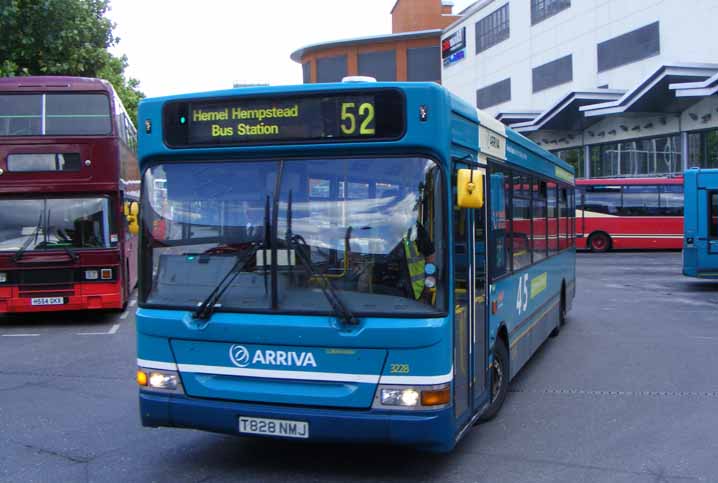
(531, 0, 570, 25)
(475, 4, 510, 54)
(0, 93, 111, 136)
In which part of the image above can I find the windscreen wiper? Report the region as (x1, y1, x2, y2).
(60, 245, 79, 262)
(13, 212, 43, 263)
(46, 209, 78, 262)
(193, 245, 260, 321)
(289, 234, 358, 326)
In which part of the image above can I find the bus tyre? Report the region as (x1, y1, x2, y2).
(550, 286, 566, 337)
(588, 232, 611, 252)
(479, 339, 509, 423)
(559, 287, 567, 327)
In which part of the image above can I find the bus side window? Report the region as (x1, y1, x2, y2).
(621, 185, 659, 216)
(489, 166, 511, 279)
(659, 185, 684, 216)
(584, 186, 620, 215)
(530, 178, 546, 264)
(710, 193, 718, 238)
(559, 188, 568, 250)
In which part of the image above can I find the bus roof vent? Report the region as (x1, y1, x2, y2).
(342, 76, 377, 83)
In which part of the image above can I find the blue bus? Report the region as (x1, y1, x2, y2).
(134, 81, 576, 452)
(683, 168, 718, 278)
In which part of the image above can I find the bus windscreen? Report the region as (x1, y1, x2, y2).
(0, 93, 111, 136)
(162, 89, 405, 147)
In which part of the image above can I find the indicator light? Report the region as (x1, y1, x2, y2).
(421, 387, 451, 406)
(180, 116, 187, 125)
(136, 370, 148, 386)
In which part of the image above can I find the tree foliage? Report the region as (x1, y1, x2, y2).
(0, 0, 144, 122)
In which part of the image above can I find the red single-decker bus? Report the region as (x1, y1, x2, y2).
(0, 76, 139, 313)
(576, 177, 683, 251)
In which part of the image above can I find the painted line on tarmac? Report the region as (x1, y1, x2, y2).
(1, 333, 40, 337)
(77, 323, 120, 336)
(129, 300, 137, 307)
(119, 310, 130, 320)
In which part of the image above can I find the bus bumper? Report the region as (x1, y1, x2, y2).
(139, 391, 456, 452)
(0, 284, 123, 313)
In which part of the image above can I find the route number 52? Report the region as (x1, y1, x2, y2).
(340, 102, 375, 136)
(516, 274, 529, 315)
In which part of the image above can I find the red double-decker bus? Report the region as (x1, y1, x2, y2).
(0, 76, 139, 313)
(576, 177, 683, 251)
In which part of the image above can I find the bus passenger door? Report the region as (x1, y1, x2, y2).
(472, 192, 488, 410)
(453, 174, 471, 424)
(453, 164, 489, 426)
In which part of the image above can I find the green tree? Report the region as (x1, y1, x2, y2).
(0, 0, 144, 122)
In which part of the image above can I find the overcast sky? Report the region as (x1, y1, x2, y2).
(108, 0, 475, 98)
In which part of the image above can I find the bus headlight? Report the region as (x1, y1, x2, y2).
(0, 273, 6, 283)
(149, 372, 178, 390)
(381, 388, 420, 407)
(137, 367, 184, 393)
(374, 383, 451, 410)
(84, 270, 99, 280)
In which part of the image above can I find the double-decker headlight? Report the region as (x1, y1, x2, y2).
(84, 268, 113, 281)
(374, 383, 451, 410)
(136, 367, 184, 393)
(0, 272, 6, 283)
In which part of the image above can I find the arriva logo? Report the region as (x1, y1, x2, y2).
(229, 344, 318, 368)
(229, 345, 251, 367)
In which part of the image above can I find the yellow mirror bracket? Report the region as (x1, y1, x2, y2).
(457, 169, 484, 208)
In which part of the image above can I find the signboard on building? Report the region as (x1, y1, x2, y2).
(442, 27, 466, 67)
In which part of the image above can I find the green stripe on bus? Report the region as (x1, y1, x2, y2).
(530, 272, 547, 299)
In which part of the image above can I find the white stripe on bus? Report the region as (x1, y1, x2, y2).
(138, 359, 453, 385)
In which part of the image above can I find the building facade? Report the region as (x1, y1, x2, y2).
(291, 0, 460, 84)
(442, 0, 718, 178)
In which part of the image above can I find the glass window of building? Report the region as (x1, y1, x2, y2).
(475, 4, 510, 54)
(512, 173, 532, 270)
(532, 178, 547, 262)
(688, 129, 718, 169)
(589, 135, 681, 178)
(531, 0, 570, 25)
(555, 147, 584, 178)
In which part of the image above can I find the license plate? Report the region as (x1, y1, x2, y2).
(30, 297, 65, 306)
(238, 416, 308, 439)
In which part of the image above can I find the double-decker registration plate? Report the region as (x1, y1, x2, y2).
(30, 297, 65, 306)
(238, 416, 309, 439)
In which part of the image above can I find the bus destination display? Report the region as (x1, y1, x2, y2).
(163, 90, 405, 147)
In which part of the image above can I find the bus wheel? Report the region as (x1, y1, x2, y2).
(479, 339, 509, 422)
(588, 232, 611, 252)
(550, 285, 566, 337)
